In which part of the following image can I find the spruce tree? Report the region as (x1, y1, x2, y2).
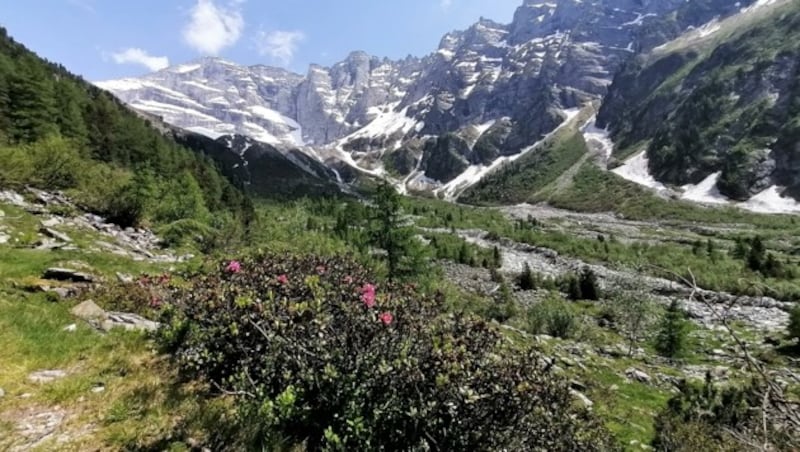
(492, 246, 502, 269)
(369, 182, 427, 281)
(746, 236, 766, 273)
(655, 299, 689, 359)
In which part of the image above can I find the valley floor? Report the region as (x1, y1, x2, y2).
(1, 188, 798, 450)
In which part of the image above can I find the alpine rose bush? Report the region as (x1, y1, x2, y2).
(159, 253, 618, 451)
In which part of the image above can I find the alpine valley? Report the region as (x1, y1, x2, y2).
(3, 0, 800, 450)
(98, 0, 800, 212)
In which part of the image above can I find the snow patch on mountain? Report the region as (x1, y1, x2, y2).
(742, 186, 800, 213)
(680, 173, 730, 205)
(581, 116, 614, 160)
(612, 151, 667, 191)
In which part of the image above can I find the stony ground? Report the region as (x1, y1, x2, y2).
(433, 202, 799, 448)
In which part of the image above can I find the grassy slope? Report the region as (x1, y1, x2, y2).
(0, 201, 235, 450)
(459, 108, 594, 206)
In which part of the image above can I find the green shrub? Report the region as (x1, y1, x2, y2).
(160, 254, 617, 451)
(561, 273, 583, 301)
(652, 377, 798, 451)
(90, 274, 170, 318)
(157, 219, 215, 248)
(0, 136, 83, 189)
(526, 293, 578, 338)
(486, 280, 519, 323)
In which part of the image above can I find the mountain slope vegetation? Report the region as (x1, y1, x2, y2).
(0, 27, 252, 235)
(599, 0, 800, 200)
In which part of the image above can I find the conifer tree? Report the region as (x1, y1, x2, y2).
(655, 299, 689, 359)
(369, 182, 427, 280)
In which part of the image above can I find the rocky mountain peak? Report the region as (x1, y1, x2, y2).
(96, 0, 760, 198)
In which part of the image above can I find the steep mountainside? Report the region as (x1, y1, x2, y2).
(598, 0, 800, 205)
(97, 0, 757, 197)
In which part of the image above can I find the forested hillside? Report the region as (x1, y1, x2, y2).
(598, 0, 800, 200)
(0, 27, 252, 237)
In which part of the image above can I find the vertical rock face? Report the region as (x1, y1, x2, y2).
(96, 0, 756, 192)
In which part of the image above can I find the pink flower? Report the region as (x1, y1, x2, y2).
(316, 265, 327, 275)
(379, 312, 394, 325)
(361, 283, 376, 295)
(226, 260, 241, 273)
(343, 275, 354, 284)
(277, 274, 289, 285)
(149, 296, 162, 308)
(361, 283, 377, 308)
(362, 291, 376, 308)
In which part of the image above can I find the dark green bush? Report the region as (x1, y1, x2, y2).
(517, 262, 537, 290)
(160, 254, 617, 451)
(579, 267, 600, 301)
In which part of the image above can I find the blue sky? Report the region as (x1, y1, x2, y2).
(0, 0, 522, 81)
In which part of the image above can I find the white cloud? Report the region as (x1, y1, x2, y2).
(255, 30, 305, 66)
(440, 0, 453, 10)
(183, 0, 245, 55)
(111, 48, 170, 71)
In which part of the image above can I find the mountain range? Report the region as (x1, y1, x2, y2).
(96, 0, 800, 212)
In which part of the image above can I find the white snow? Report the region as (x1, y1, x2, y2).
(742, 0, 779, 13)
(247, 106, 306, 146)
(242, 121, 280, 145)
(742, 186, 800, 213)
(181, 81, 223, 92)
(697, 21, 722, 38)
(580, 116, 614, 160)
(95, 79, 144, 92)
(611, 151, 667, 191)
(133, 100, 218, 122)
(185, 126, 225, 139)
(622, 13, 657, 27)
(474, 120, 496, 137)
(437, 48, 455, 60)
(610, 156, 800, 214)
(172, 64, 202, 74)
(680, 172, 730, 205)
(347, 103, 418, 142)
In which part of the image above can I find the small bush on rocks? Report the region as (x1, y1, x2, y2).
(525, 293, 579, 339)
(159, 253, 618, 451)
